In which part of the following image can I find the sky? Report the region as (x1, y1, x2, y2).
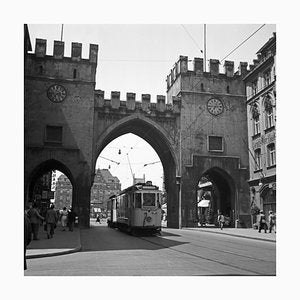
(27, 24, 276, 190)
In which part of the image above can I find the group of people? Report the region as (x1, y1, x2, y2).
(258, 210, 276, 233)
(25, 203, 77, 240)
(217, 210, 276, 233)
(60, 206, 77, 232)
(24, 203, 78, 270)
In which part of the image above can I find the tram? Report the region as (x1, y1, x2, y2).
(107, 181, 162, 234)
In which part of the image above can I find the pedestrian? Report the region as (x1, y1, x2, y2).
(67, 208, 77, 231)
(27, 202, 44, 240)
(96, 214, 101, 223)
(60, 207, 68, 231)
(268, 211, 276, 233)
(217, 212, 225, 230)
(258, 210, 267, 233)
(24, 207, 32, 270)
(45, 204, 58, 239)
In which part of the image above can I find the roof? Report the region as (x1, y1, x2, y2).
(256, 32, 276, 55)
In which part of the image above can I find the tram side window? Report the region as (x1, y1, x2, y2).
(143, 193, 156, 206)
(157, 193, 161, 208)
(135, 193, 141, 208)
(124, 195, 128, 208)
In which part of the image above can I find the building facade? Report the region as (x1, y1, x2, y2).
(244, 33, 276, 221)
(54, 169, 121, 213)
(90, 169, 121, 216)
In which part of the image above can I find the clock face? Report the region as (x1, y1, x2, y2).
(47, 84, 67, 103)
(207, 98, 224, 116)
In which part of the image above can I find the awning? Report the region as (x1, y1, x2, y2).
(198, 200, 210, 207)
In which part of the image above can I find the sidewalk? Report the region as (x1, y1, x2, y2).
(26, 224, 81, 259)
(184, 226, 276, 242)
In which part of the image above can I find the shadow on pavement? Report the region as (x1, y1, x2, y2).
(80, 225, 188, 252)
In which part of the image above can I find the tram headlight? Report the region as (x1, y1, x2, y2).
(146, 216, 152, 222)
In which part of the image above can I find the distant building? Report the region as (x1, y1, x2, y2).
(243, 33, 276, 220)
(54, 169, 121, 213)
(54, 174, 72, 210)
(90, 168, 121, 216)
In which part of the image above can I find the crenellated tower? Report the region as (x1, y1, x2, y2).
(166, 55, 251, 228)
(24, 38, 99, 228)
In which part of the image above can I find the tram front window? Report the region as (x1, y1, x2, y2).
(135, 193, 142, 208)
(143, 193, 156, 207)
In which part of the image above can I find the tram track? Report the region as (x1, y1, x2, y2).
(137, 234, 274, 275)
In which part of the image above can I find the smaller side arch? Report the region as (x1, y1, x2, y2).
(25, 159, 75, 205)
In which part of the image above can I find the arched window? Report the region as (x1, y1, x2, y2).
(267, 143, 276, 167)
(264, 95, 274, 129)
(254, 148, 262, 171)
(251, 103, 260, 136)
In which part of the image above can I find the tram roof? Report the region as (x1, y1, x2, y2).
(120, 181, 160, 194)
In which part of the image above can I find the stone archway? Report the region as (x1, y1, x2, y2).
(25, 159, 76, 212)
(94, 115, 180, 228)
(198, 167, 236, 227)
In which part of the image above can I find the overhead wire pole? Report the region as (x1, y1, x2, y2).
(204, 24, 206, 72)
(126, 154, 135, 185)
(60, 24, 64, 41)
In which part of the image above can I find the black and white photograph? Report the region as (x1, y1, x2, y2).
(23, 22, 277, 277)
(2, 0, 299, 299)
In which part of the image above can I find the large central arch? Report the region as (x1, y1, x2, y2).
(94, 114, 180, 228)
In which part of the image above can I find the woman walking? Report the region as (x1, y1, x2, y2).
(60, 207, 68, 231)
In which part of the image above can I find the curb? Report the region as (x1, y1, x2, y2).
(184, 228, 276, 243)
(26, 245, 82, 259)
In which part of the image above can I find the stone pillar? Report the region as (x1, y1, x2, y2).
(73, 171, 92, 228)
(35, 39, 46, 58)
(142, 94, 151, 112)
(126, 93, 136, 110)
(194, 57, 203, 74)
(71, 42, 82, 61)
(111, 91, 120, 109)
(89, 44, 98, 64)
(224, 60, 234, 77)
(53, 41, 64, 59)
(209, 59, 220, 75)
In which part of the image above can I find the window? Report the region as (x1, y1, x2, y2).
(252, 80, 258, 95)
(208, 136, 223, 152)
(254, 148, 262, 170)
(263, 69, 271, 87)
(252, 103, 260, 135)
(45, 125, 63, 143)
(226, 86, 230, 94)
(135, 193, 141, 208)
(73, 69, 77, 79)
(266, 108, 274, 129)
(267, 143, 276, 167)
(253, 116, 260, 135)
(264, 97, 274, 129)
(143, 193, 156, 207)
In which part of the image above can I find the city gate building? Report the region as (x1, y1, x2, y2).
(24, 26, 255, 228)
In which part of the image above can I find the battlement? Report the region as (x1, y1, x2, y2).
(166, 56, 249, 90)
(33, 38, 98, 64)
(94, 90, 181, 114)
